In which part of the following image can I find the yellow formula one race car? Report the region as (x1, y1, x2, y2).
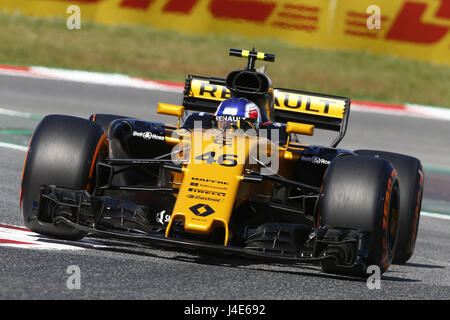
(20, 49, 424, 277)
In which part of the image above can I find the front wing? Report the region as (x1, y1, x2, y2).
(36, 184, 371, 276)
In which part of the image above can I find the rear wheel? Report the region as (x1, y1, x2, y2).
(354, 150, 424, 264)
(318, 155, 400, 276)
(20, 115, 106, 240)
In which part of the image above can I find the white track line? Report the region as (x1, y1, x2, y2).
(420, 211, 450, 221)
(0, 66, 184, 93)
(0, 141, 28, 152)
(0, 106, 42, 120)
(0, 107, 36, 118)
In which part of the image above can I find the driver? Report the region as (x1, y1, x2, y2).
(214, 97, 261, 131)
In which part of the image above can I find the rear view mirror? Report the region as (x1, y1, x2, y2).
(286, 122, 314, 136)
(157, 103, 184, 128)
(157, 103, 184, 117)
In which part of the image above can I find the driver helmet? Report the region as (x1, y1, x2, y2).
(215, 98, 261, 131)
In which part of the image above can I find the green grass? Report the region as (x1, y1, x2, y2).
(1, 13, 449, 107)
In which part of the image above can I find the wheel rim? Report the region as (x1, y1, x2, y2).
(386, 183, 400, 262)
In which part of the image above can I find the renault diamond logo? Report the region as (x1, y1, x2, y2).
(189, 203, 215, 217)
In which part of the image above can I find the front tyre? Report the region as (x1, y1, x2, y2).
(318, 155, 400, 276)
(20, 115, 106, 240)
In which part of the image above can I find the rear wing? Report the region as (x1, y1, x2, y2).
(182, 75, 351, 147)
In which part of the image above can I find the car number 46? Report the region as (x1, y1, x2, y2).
(195, 152, 238, 167)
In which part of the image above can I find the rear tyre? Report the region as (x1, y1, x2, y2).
(318, 155, 400, 276)
(354, 150, 424, 264)
(20, 115, 106, 240)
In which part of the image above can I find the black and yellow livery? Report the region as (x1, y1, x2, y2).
(20, 48, 424, 276)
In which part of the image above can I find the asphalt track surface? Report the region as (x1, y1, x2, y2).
(0, 74, 449, 300)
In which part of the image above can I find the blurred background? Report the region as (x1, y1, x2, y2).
(0, 0, 449, 106)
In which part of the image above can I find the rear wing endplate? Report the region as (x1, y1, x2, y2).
(182, 75, 229, 113)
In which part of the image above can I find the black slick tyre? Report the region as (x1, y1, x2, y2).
(20, 115, 106, 240)
(318, 155, 400, 276)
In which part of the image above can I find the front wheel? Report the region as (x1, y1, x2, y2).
(20, 115, 106, 240)
(318, 155, 400, 276)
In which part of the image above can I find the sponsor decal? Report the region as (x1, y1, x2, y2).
(189, 178, 229, 198)
(190, 182, 228, 191)
(156, 210, 171, 225)
(132, 131, 165, 141)
(186, 194, 223, 203)
(193, 80, 231, 101)
(189, 203, 215, 217)
(274, 91, 346, 119)
(215, 115, 243, 122)
(191, 177, 229, 185)
(188, 188, 226, 197)
(301, 155, 331, 165)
